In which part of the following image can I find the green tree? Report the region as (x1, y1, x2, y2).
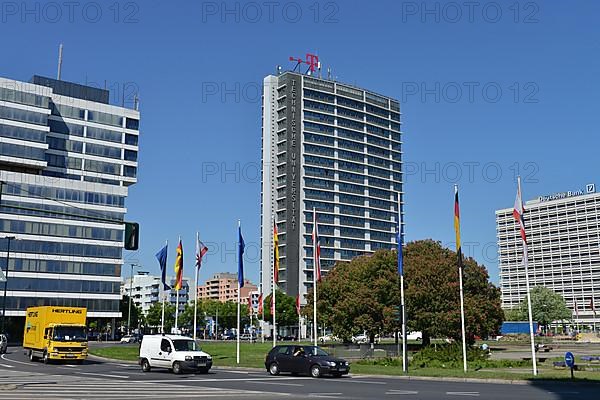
(313, 242, 503, 346)
(264, 290, 299, 330)
(146, 302, 176, 333)
(306, 250, 399, 343)
(178, 301, 206, 333)
(513, 286, 572, 330)
(405, 240, 503, 346)
(120, 295, 143, 332)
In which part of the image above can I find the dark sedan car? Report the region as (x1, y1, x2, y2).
(265, 345, 350, 378)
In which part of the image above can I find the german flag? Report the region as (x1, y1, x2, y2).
(273, 220, 279, 283)
(454, 186, 463, 270)
(174, 239, 184, 290)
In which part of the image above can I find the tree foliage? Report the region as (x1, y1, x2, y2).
(146, 302, 176, 333)
(313, 241, 503, 345)
(264, 290, 299, 328)
(119, 295, 143, 331)
(405, 240, 503, 345)
(512, 286, 572, 328)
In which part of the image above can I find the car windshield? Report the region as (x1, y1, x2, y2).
(305, 346, 329, 356)
(53, 326, 86, 342)
(172, 339, 199, 352)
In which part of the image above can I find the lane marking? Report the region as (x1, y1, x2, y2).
(250, 381, 304, 387)
(446, 392, 480, 397)
(337, 379, 386, 385)
(0, 363, 15, 368)
(385, 390, 419, 395)
(128, 376, 313, 383)
(75, 372, 130, 379)
(309, 393, 343, 398)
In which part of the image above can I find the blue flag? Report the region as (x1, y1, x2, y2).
(155, 244, 170, 290)
(397, 226, 403, 276)
(238, 224, 245, 288)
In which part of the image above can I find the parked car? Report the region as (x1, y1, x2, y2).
(120, 335, 136, 344)
(240, 333, 256, 342)
(139, 334, 212, 374)
(265, 345, 349, 378)
(0, 334, 8, 354)
(220, 332, 235, 341)
(318, 334, 339, 343)
(407, 331, 422, 341)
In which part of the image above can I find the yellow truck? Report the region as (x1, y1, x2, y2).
(23, 306, 88, 363)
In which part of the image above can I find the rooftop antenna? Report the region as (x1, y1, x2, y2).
(57, 44, 64, 80)
(327, 67, 331, 80)
(134, 94, 139, 111)
(276, 65, 282, 75)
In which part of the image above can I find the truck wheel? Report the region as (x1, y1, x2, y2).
(172, 361, 182, 375)
(28, 350, 37, 362)
(42, 351, 50, 364)
(141, 359, 151, 372)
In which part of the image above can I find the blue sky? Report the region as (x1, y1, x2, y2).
(1, 0, 598, 286)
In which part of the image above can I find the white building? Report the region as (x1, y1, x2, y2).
(260, 69, 403, 304)
(497, 183, 600, 327)
(0, 75, 139, 334)
(121, 274, 189, 314)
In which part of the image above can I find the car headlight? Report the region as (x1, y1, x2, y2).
(185, 356, 192, 361)
(207, 356, 212, 360)
(327, 361, 337, 367)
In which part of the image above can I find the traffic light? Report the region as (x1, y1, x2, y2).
(393, 305, 403, 323)
(124, 222, 139, 250)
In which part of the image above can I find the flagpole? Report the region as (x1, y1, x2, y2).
(518, 177, 538, 376)
(397, 194, 407, 374)
(194, 231, 199, 342)
(313, 208, 318, 347)
(272, 216, 277, 347)
(161, 239, 167, 334)
(455, 185, 468, 373)
(237, 220, 241, 364)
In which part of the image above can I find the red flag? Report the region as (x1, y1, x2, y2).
(312, 210, 322, 282)
(247, 296, 253, 315)
(257, 294, 263, 315)
(513, 183, 527, 245)
(195, 237, 208, 270)
(295, 294, 301, 316)
(270, 295, 275, 314)
(574, 298, 579, 318)
(273, 221, 279, 282)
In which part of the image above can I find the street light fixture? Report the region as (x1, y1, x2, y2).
(1, 236, 17, 334)
(127, 263, 140, 335)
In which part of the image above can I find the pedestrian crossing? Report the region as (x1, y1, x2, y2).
(0, 369, 281, 399)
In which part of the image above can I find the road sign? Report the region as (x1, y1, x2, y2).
(565, 352, 575, 368)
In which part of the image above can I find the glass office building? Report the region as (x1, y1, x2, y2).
(496, 184, 600, 327)
(260, 71, 403, 303)
(0, 75, 139, 335)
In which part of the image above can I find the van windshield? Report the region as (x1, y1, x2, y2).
(53, 326, 87, 342)
(172, 339, 199, 352)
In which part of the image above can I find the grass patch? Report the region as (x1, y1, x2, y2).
(89, 342, 600, 382)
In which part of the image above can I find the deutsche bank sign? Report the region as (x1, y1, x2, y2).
(538, 183, 596, 203)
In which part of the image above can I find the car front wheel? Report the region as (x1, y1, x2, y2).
(310, 364, 321, 378)
(172, 361, 182, 374)
(141, 359, 151, 372)
(268, 362, 280, 376)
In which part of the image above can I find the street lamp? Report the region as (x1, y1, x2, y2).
(1, 236, 16, 334)
(127, 263, 140, 335)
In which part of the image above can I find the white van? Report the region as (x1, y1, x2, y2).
(139, 334, 212, 374)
